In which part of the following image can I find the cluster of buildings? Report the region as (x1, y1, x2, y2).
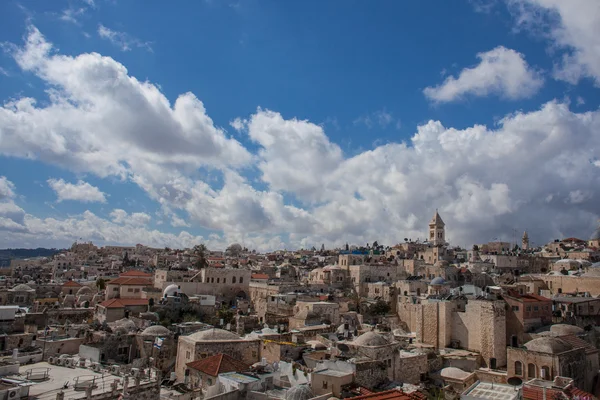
(0, 212, 599, 399)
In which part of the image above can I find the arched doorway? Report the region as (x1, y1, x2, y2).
(528, 363, 537, 378)
(515, 361, 523, 376)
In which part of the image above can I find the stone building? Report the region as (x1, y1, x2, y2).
(105, 276, 153, 300)
(2, 283, 36, 307)
(399, 298, 506, 368)
(94, 298, 149, 323)
(134, 325, 177, 374)
(174, 328, 260, 382)
(503, 291, 552, 347)
(507, 336, 598, 392)
(185, 353, 250, 390)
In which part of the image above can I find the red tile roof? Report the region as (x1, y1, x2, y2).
(99, 298, 149, 309)
(186, 354, 250, 377)
(350, 389, 427, 400)
(251, 273, 269, 280)
(523, 382, 597, 400)
(62, 281, 82, 287)
(505, 291, 551, 302)
(120, 270, 152, 278)
(108, 277, 153, 286)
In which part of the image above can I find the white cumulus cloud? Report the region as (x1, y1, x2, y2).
(424, 46, 544, 102)
(47, 179, 107, 203)
(507, 0, 600, 86)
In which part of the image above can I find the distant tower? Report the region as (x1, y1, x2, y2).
(522, 231, 530, 250)
(429, 210, 446, 246)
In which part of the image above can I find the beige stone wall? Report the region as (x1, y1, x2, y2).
(535, 274, 600, 296)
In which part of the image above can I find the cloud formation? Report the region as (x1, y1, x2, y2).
(48, 179, 107, 203)
(0, 26, 599, 250)
(507, 0, 600, 86)
(424, 46, 543, 102)
(97, 24, 152, 52)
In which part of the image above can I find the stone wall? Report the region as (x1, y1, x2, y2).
(535, 274, 600, 296)
(353, 359, 388, 389)
(395, 352, 428, 384)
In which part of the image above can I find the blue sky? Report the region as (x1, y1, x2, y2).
(0, 0, 599, 250)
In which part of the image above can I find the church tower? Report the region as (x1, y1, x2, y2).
(522, 231, 530, 250)
(429, 210, 446, 246)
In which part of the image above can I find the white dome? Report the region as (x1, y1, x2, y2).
(188, 328, 241, 342)
(163, 284, 182, 298)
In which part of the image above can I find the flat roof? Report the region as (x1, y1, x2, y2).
(219, 372, 259, 384)
(314, 369, 352, 377)
(15, 360, 155, 399)
(463, 381, 519, 400)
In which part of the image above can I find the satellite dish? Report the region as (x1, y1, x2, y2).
(337, 343, 350, 352)
(507, 377, 522, 386)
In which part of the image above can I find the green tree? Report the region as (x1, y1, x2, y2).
(193, 244, 208, 269)
(96, 277, 106, 291)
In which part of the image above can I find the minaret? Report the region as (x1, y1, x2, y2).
(429, 210, 446, 246)
(522, 231, 529, 250)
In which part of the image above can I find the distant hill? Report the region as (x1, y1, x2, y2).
(0, 248, 62, 267)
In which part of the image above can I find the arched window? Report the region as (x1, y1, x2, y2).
(515, 361, 522, 376)
(528, 363, 537, 378)
(232, 277, 236, 284)
(541, 366, 550, 380)
(217, 278, 220, 283)
(239, 277, 243, 283)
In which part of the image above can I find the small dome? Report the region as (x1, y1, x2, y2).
(550, 324, 584, 336)
(434, 260, 450, 268)
(163, 284, 182, 298)
(285, 385, 314, 400)
(441, 367, 471, 380)
(188, 328, 241, 342)
(524, 337, 573, 354)
(11, 284, 34, 292)
(142, 325, 171, 337)
(111, 318, 137, 332)
(430, 277, 446, 285)
(353, 331, 389, 347)
(77, 286, 92, 296)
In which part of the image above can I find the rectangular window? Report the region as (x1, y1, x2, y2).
(323, 381, 328, 389)
(128, 288, 134, 292)
(134, 288, 140, 293)
(533, 306, 539, 311)
(526, 306, 531, 311)
(512, 306, 519, 311)
(186, 351, 191, 359)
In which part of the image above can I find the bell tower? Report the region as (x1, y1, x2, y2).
(522, 231, 530, 250)
(429, 210, 446, 246)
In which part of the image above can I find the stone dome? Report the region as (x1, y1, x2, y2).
(76, 286, 92, 296)
(430, 277, 446, 285)
(142, 325, 171, 337)
(163, 284, 182, 298)
(11, 283, 34, 292)
(441, 367, 471, 380)
(550, 324, 584, 336)
(285, 385, 314, 400)
(524, 337, 573, 354)
(353, 331, 389, 347)
(188, 328, 241, 342)
(112, 318, 137, 332)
